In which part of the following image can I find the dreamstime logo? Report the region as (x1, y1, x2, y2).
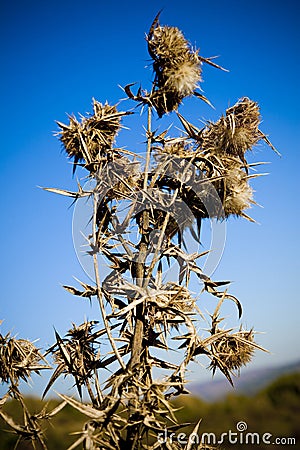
(236, 420, 248, 432)
(72, 153, 226, 284)
(157, 421, 297, 446)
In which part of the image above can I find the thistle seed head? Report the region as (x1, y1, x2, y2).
(56, 115, 83, 159)
(148, 26, 190, 62)
(148, 22, 202, 116)
(210, 330, 255, 373)
(202, 97, 261, 158)
(56, 100, 126, 173)
(0, 332, 46, 385)
(148, 282, 195, 327)
(47, 321, 101, 395)
(222, 162, 254, 217)
(196, 98, 262, 219)
(163, 55, 201, 96)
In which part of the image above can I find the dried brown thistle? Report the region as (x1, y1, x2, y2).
(146, 12, 227, 117)
(0, 12, 278, 450)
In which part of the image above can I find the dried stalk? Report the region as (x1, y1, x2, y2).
(126, 105, 153, 449)
(92, 195, 126, 371)
(143, 105, 153, 190)
(129, 104, 155, 371)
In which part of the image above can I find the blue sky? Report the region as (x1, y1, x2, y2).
(1, 0, 300, 394)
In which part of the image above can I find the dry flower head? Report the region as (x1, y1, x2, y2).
(56, 100, 130, 173)
(209, 329, 256, 378)
(0, 331, 48, 385)
(148, 17, 202, 116)
(201, 97, 262, 160)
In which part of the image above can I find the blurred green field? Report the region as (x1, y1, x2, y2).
(1, 372, 299, 449)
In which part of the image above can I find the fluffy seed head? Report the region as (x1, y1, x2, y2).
(202, 97, 261, 158)
(222, 162, 254, 217)
(164, 57, 201, 96)
(148, 26, 191, 63)
(148, 23, 202, 116)
(197, 99, 261, 219)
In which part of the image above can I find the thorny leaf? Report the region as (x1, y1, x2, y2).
(63, 284, 98, 299)
(42, 186, 91, 198)
(58, 394, 107, 420)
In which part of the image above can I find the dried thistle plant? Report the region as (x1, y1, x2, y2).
(1, 12, 278, 450)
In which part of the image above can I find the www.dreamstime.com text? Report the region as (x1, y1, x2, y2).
(157, 421, 296, 446)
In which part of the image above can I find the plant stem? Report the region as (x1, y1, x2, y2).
(143, 105, 152, 190)
(129, 104, 153, 370)
(129, 239, 147, 371)
(126, 105, 153, 449)
(92, 196, 126, 372)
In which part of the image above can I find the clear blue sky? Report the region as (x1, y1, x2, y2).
(1, 0, 300, 394)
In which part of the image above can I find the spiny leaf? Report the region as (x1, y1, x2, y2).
(41, 187, 90, 198)
(63, 284, 97, 298)
(177, 112, 201, 139)
(58, 394, 106, 420)
(43, 364, 65, 398)
(193, 91, 215, 109)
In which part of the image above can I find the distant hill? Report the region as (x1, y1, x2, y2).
(1, 370, 300, 450)
(188, 360, 300, 401)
